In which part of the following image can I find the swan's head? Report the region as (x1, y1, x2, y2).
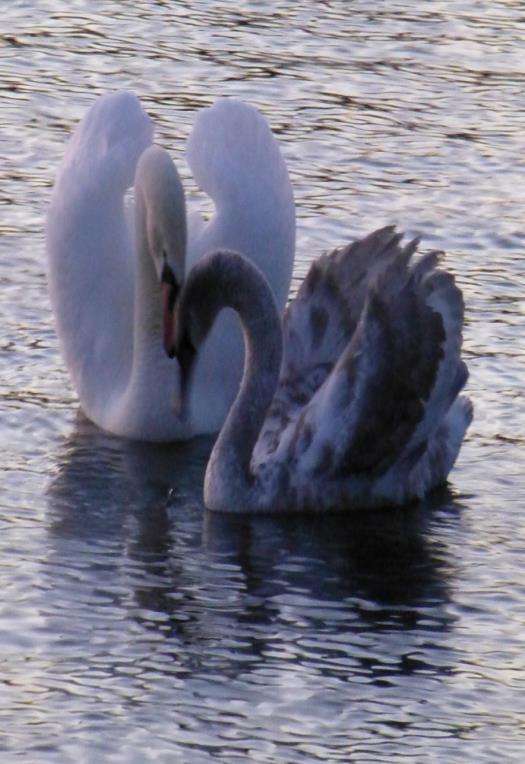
(135, 145, 187, 356)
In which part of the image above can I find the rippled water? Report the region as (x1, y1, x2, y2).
(1, 1, 524, 761)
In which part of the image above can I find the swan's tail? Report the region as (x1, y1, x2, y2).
(396, 394, 473, 501)
(442, 395, 474, 474)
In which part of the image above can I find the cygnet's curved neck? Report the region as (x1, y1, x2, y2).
(182, 252, 283, 510)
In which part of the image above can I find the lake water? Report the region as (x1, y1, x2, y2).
(1, 1, 524, 761)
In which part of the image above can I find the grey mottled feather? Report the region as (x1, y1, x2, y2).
(254, 227, 418, 462)
(254, 227, 470, 492)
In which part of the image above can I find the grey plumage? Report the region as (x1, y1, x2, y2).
(175, 228, 473, 513)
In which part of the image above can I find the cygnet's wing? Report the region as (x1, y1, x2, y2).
(282, 233, 471, 488)
(254, 227, 408, 463)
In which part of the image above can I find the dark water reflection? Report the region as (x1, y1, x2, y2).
(39, 416, 465, 760)
(48, 416, 456, 633)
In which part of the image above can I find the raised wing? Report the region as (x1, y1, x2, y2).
(46, 92, 153, 406)
(186, 98, 295, 310)
(273, 232, 470, 488)
(254, 227, 414, 461)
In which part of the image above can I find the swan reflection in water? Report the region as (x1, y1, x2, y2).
(45, 412, 462, 686)
(46, 410, 210, 541)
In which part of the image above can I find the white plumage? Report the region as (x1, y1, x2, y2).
(46, 92, 295, 441)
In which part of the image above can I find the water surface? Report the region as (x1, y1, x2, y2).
(1, 1, 524, 761)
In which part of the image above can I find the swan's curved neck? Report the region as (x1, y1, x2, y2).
(124, 151, 186, 409)
(188, 253, 283, 510)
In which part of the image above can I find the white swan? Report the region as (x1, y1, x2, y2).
(172, 227, 473, 513)
(46, 91, 295, 441)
